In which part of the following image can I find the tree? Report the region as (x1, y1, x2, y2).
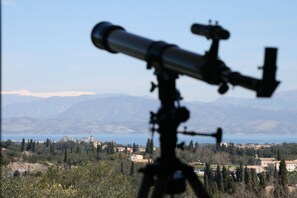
(70, 143, 73, 153)
(97, 143, 102, 153)
(64, 148, 68, 163)
(107, 142, 115, 154)
(222, 165, 228, 192)
(21, 138, 26, 152)
(132, 143, 138, 153)
(52, 142, 55, 155)
(266, 165, 274, 182)
(244, 166, 252, 190)
(130, 162, 135, 176)
(96, 143, 102, 160)
(277, 149, 282, 161)
(235, 163, 244, 182)
(274, 160, 288, 197)
(26, 139, 33, 151)
(68, 159, 72, 170)
(194, 142, 199, 154)
(76, 146, 81, 154)
(145, 139, 151, 154)
(216, 164, 223, 192)
(45, 138, 51, 148)
(50, 142, 55, 155)
(278, 159, 288, 187)
(90, 142, 95, 152)
(226, 143, 236, 155)
(32, 141, 36, 152)
(204, 162, 213, 196)
(250, 168, 259, 192)
(204, 175, 210, 194)
(150, 139, 154, 155)
(204, 163, 212, 182)
(121, 160, 124, 174)
(226, 173, 236, 194)
(211, 182, 219, 196)
(189, 140, 194, 152)
(258, 172, 266, 189)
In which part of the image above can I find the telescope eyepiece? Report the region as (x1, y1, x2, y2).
(91, 22, 125, 53)
(191, 23, 230, 40)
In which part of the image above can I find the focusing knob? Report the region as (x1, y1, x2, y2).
(175, 107, 190, 122)
(218, 82, 229, 94)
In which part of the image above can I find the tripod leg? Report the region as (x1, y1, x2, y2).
(137, 174, 154, 198)
(151, 175, 168, 198)
(182, 165, 210, 198)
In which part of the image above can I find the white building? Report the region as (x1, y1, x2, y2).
(254, 157, 297, 172)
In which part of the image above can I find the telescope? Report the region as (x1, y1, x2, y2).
(91, 21, 280, 97)
(91, 21, 280, 197)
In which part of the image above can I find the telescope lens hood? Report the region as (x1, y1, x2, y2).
(91, 22, 125, 53)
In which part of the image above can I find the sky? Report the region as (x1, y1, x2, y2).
(2, 1, 297, 102)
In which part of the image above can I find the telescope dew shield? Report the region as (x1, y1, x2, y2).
(92, 22, 154, 59)
(91, 22, 125, 53)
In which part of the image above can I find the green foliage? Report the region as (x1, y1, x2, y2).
(1, 161, 136, 198)
(3, 138, 297, 198)
(288, 171, 297, 185)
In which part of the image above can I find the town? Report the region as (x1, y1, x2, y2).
(1, 135, 297, 197)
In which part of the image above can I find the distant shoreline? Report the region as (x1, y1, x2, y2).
(2, 133, 297, 146)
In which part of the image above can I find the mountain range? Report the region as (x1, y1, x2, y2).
(2, 90, 297, 135)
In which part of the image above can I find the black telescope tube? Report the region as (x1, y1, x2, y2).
(91, 21, 277, 96)
(91, 22, 215, 82)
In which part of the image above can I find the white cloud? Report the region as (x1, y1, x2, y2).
(1, 89, 96, 98)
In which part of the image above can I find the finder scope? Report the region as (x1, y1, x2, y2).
(191, 23, 230, 40)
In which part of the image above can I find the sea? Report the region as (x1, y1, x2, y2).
(2, 133, 297, 146)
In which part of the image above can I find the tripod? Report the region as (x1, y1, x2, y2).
(137, 71, 215, 198)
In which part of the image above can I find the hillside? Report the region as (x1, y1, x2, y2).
(2, 90, 297, 135)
